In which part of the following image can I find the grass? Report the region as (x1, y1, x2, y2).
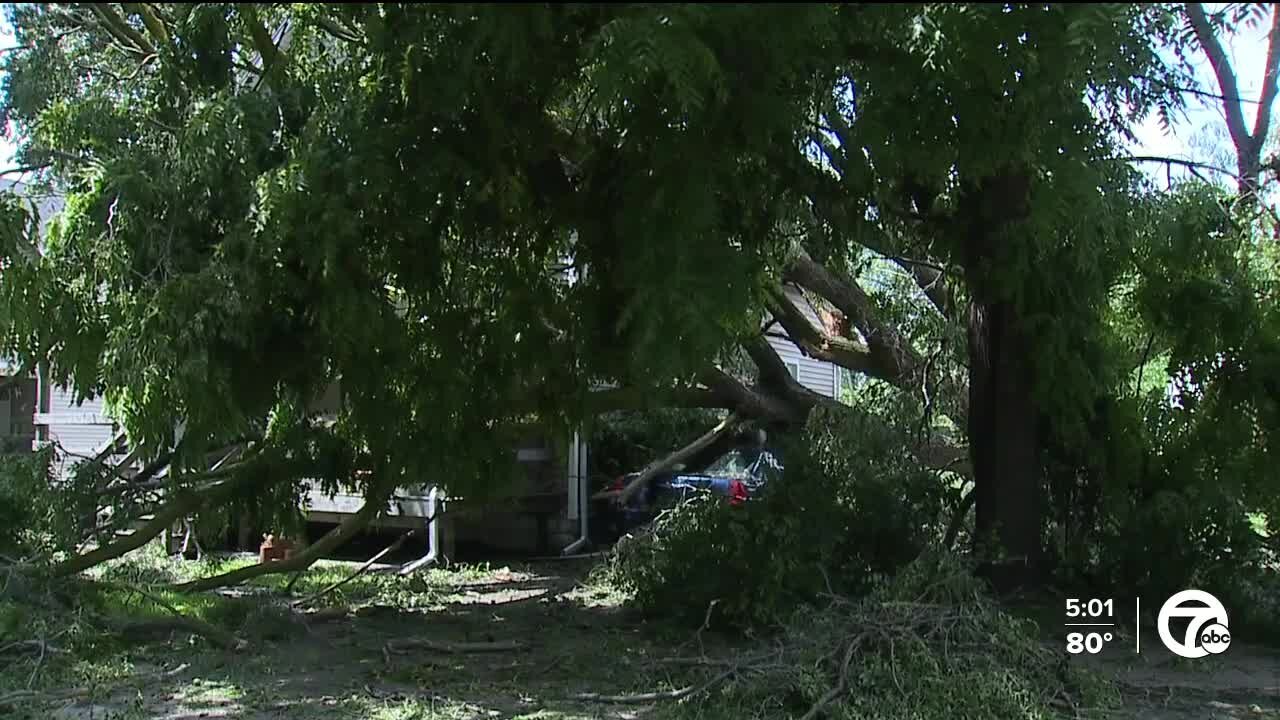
(0, 545, 698, 720)
(4, 542, 1280, 720)
(1248, 512, 1269, 537)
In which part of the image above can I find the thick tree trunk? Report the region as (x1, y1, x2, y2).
(967, 298, 1043, 590)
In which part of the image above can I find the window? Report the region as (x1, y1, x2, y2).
(38, 364, 50, 414)
(785, 362, 800, 380)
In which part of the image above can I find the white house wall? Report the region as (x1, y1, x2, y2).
(35, 384, 115, 464)
(765, 334, 837, 398)
(765, 286, 839, 399)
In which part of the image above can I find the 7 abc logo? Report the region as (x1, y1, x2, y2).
(1157, 589, 1231, 659)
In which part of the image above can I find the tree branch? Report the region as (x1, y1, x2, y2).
(238, 5, 281, 78)
(607, 414, 742, 506)
(0, 163, 52, 177)
(127, 3, 169, 48)
(88, 3, 156, 57)
(697, 366, 805, 423)
(1186, 3, 1250, 153)
(765, 285, 881, 378)
(1252, 6, 1280, 164)
(1126, 154, 1237, 177)
(785, 249, 923, 384)
(174, 479, 391, 592)
(52, 476, 237, 577)
(1184, 1, 1275, 190)
(308, 14, 363, 45)
(741, 337, 846, 417)
(291, 529, 418, 608)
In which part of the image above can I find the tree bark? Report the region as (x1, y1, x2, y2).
(967, 299, 1043, 589)
(53, 485, 206, 576)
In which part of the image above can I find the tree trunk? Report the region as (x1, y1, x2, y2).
(967, 298, 1043, 590)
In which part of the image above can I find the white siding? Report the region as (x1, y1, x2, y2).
(44, 385, 109, 418)
(766, 333, 837, 398)
(47, 422, 115, 456)
(35, 382, 116, 466)
(765, 286, 838, 399)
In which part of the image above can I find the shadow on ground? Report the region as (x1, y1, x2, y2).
(21, 559, 1280, 720)
(46, 560, 727, 720)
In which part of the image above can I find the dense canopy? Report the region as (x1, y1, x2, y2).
(1, 3, 1278, 591)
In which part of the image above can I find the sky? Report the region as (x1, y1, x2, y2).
(1129, 8, 1275, 178)
(0, 16, 12, 167)
(0, 8, 1272, 175)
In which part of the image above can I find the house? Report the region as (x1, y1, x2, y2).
(766, 285, 844, 400)
(8, 181, 844, 559)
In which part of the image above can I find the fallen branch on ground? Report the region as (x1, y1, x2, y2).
(0, 638, 64, 657)
(797, 633, 865, 720)
(626, 552, 1099, 719)
(113, 617, 245, 652)
(574, 667, 738, 704)
(0, 663, 190, 709)
(292, 529, 419, 608)
(384, 638, 527, 655)
(175, 482, 390, 592)
(100, 581, 246, 651)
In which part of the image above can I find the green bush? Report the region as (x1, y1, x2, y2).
(0, 448, 74, 557)
(610, 405, 949, 626)
(663, 551, 1115, 720)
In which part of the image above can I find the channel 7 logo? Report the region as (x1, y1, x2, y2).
(1157, 589, 1231, 658)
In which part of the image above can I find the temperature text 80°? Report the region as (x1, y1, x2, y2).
(1067, 631, 1114, 654)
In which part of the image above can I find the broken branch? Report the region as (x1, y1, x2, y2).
(291, 529, 419, 607)
(384, 639, 527, 655)
(175, 482, 389, 592)
(605, 414, 742, 506)
(574, 667, 738, 704)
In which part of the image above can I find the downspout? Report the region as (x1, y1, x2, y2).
(561, 429, 590, 555)
(398, 486, 445, 575)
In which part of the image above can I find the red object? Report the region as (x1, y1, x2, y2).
(728, 479, 749, 506)
(611, 476, 625, 491)
(259, 534, 295, 563)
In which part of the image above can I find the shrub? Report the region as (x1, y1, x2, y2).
(664, 551, 1117, 720)
(609, 404, 949, 627)
(0, 448, 72, 557)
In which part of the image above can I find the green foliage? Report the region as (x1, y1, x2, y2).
(1045, 184, 1280, 599)
(589, 408, 723, 481)
(0, 3, 857, 507)
(610, 405, 948, 626)
(663, 551, 1117, 720)
(0, 447, 91, 556)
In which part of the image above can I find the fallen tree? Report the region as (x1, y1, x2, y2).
(175, 478, 393, 592)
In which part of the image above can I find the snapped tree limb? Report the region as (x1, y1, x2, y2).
(784, 248, 923, 386)
(606, 414, 743, 506)
(175, 479, 392, 592)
